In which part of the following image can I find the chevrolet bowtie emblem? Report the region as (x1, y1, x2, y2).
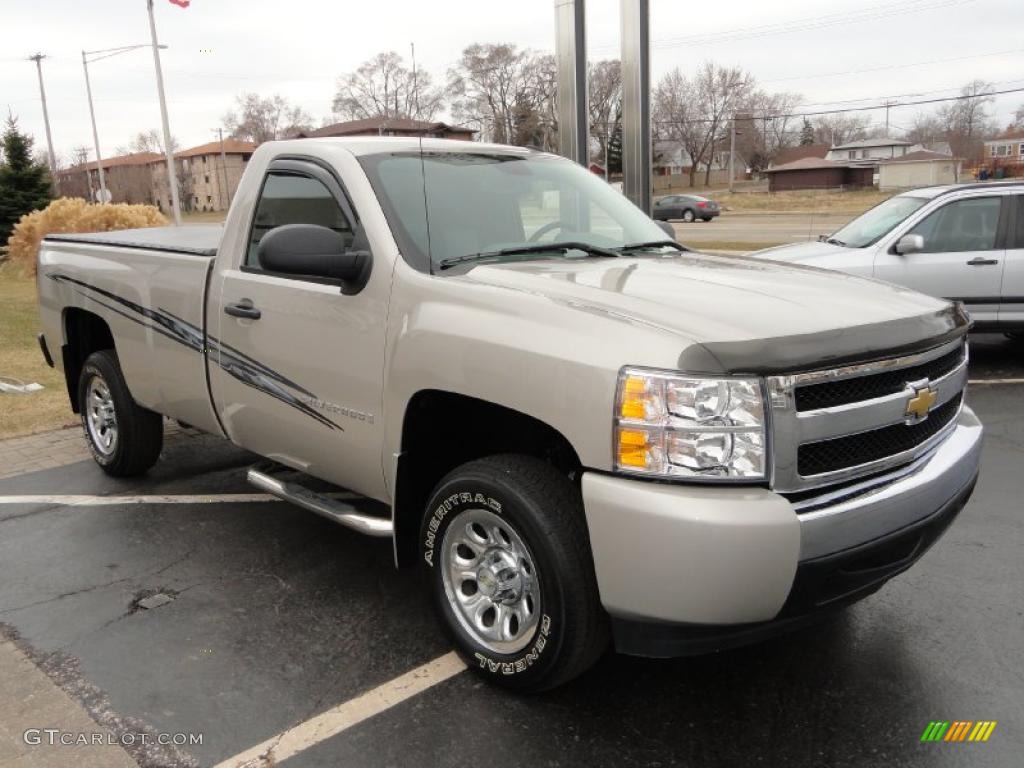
(906, 386, 938, 423)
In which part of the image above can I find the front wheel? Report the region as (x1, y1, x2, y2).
(78, 350, 163, 477)
(420, 455, 607, 692)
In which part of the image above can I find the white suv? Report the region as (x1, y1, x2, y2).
(752, 182, 1023, 335)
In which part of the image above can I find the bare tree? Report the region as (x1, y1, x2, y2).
(937, 80, 997, 161)
(115, 129, 180, 157)
(222, 93, 314, 145)
(694, 62, 754, 184)
(811, 114, 871, 146)
(589, 59, 621, 165)
(733, 90, 803, 170)
(332, 51, 444, 123)
(904, 112, 945, 145)
(448, 43, 555, 147)
(1012, 103, 1024, 131)
(653, 68, 708, 187)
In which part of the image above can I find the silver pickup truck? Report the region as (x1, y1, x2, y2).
(37, 138, 982, 691)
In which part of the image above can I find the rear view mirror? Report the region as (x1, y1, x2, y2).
(655, 220, 677, 240)
(258, 223, 371, 294)
(895, 234, 924, 255)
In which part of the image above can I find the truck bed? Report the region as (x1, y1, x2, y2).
(44, 225, 221, 257)
(37, 225, 224, 437)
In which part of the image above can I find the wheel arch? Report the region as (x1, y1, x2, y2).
(392, 389, 583, 568)
(61, 308, 116, 413)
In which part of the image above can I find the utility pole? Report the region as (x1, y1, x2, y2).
(410, 42, 419, 118)
(215, 127, 230, 210)
(29, 53, 59, 194)
(82, 50, 108, 202)
(147, 0, 182, 225)
(728, 117, 736, 193)
(884, 99, 898, 136)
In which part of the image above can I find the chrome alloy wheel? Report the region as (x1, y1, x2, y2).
(440, 508, 541, 654)
(85, 374, 118, 455)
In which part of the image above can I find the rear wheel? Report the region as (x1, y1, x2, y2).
(78, 350, 163, 477)
(682, 209, 695, 223)
(421, 454, 607, 692)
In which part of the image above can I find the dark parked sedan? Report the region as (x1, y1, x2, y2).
(653, 194, 720, 222)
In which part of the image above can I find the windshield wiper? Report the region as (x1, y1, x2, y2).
(825, 237, 846, 246)
(617, 239, 688, 254)
(438, 241, 620, 270)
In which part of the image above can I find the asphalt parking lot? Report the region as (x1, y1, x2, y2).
(1, 333, 1021, 768)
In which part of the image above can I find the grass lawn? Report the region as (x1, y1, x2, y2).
(0, 263, 76, 439)
(705, 188, 893, 214)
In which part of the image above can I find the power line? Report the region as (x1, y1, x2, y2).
(759, 48, 1024, 85)
(592, 0, 974, 51)
(596, 85, 1024, 127)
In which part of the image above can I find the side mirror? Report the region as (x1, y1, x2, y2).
(257, 223, 371, 294)
(654, 220, 678, 241)
(894, 234, 924, 255)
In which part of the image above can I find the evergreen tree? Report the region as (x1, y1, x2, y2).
(606, 110, 623, 175)
(799, 118, 815, 146)
(0, 116, 53, 243)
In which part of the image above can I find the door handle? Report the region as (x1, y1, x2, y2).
(966, 257, 999, 266)
(224, 300, 261, 320)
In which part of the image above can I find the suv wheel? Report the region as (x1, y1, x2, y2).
(420, 454, 607, 691)
(78, 350, 163, 477)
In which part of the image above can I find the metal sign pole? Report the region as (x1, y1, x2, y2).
(554, 0, 588, 166)
(620, 0, 651, 213)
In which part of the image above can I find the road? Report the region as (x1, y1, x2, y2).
(0, 334, 1021, 768)
(671, 211, 855, 247)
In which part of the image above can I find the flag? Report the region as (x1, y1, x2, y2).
(168, 0, 190, 7)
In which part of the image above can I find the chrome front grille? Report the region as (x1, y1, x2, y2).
(766, 339, 968, 493)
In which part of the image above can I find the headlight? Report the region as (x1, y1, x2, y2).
(614, 367, 767, 480)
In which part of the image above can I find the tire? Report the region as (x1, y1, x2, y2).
(702, 217, 713, 222)
(420, 454, 607, 692)
(78, 350, 163, 477)
(682, 209, 695, 223)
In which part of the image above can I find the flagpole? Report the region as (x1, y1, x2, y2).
(147, 0, 182, 225)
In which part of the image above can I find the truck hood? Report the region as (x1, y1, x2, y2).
(459, 253, 967, 374)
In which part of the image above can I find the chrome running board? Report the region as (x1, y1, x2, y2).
(247, 467, 393, 538)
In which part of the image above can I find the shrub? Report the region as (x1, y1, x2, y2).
(5, 198, 168, 275)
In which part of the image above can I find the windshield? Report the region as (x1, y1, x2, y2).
(359, 150, 669, 272)
(829, 195, 930, 248)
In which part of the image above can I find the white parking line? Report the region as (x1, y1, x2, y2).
(0, 492, 359, 505)
(968, 378, 1024, 385)
(213, 651, 466, 768)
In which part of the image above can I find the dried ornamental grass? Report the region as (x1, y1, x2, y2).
(5, 198, 168, 275)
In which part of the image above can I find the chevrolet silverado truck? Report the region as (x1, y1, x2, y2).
(37, 138, 982, 691)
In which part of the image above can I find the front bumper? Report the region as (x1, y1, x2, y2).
(581, 406, 983, 656)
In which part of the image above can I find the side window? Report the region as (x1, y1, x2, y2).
(245, 171, 354, 268)
(1014, 196, 1024, 249)
(907, 197, 1001, 253)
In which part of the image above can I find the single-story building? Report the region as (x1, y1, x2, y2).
(878, 150, 959, 190)
(765, 157, 874, 192)
(292, 118, 475, 141)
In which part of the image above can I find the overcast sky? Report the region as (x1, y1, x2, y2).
(3, 0, 1022, 163)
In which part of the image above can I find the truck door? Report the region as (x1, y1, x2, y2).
(874, 194, 1006, 326)
(208, 158, 388, 500)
